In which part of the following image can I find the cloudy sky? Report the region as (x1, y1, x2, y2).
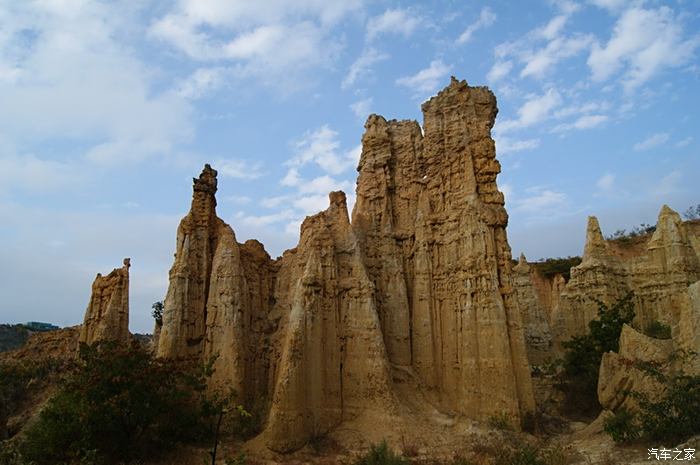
(1, 0, 698, 333)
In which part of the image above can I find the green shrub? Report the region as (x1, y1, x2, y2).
(644, 321, 671, 340)
(355, 441, 409, 465)
(495, 443, 574, 465)
(558, 294, 635, 417)
(532, 257, 582, 281)
(603, 408, 640, 443)
(18, 341, 217, 464)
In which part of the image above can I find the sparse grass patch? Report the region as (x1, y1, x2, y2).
(355, 441, 410, 465)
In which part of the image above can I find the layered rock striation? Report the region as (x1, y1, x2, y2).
(78, 258, 131, 345)
(157, 79, 535, 451)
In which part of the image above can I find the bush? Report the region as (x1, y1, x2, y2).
(18, 341, 218, 464)
(603, 408, 640, 443)
(532, 257, 582, 282)
(494, 443, 573, 465)
(602, 351, 700, 444)
(355, 441, 409, 465)
(645, 321, 671, 340)
(558, 294, 635, 417)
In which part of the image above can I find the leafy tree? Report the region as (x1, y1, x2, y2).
(558, 293, 635, 416)
(683, 204, 700, 220)
(19, 341, 215, 464)
(151, 301, 164, 326)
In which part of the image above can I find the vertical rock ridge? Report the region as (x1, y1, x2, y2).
(79, 258, 130, 346)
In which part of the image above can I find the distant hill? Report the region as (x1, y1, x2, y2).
(0, 324, 30, 352)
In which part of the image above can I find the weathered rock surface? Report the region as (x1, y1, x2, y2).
(512, 254, 554, 365)
(598, 324, 673, 411)
(158, 78, 535, 452)
(546, 208, 700, 351)
(78, 258, 130, 345)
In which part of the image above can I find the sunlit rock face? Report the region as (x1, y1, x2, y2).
(79, 258, 130, 346)
(158, 78, 535, 452)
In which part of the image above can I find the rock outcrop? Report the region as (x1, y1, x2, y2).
(512, 254, 554, 365)
(548, 208, 700, 350)
(158, 78, 535, 452)
(597, 324, 673, 412)
(78, 258, 130, 345)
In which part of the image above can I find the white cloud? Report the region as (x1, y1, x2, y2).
(177, 67, 225, 99)
(675, 137, 693, 148)
(287, 126, 358, 175)
(150, 2, 354, 92)
(456, 7, 496, 45)
(514, 188, 568, 213)
(597, 173, 615, 191)
(366, 9, 421, 42)
(226, 195, 251, 205)
(496, 137, 541, 155)
(588, 7, 700, 90)
(496, 88, 562, 134)
(342, 48, 389, 89)
(487, 60, 513, 82)
(0, 2, 193, 165)
(396, 59, 452, 95)
(492, 7, 591, 81)
(588, 0, 630, 12)
(633, 132, 669, 151)
(215, 159, 264, 179)
(520, 33, 594, 79)
(551, 114, 609, 133)
(350, 98, 373, 120)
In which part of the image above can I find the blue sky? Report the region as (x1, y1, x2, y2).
(0, 0, 698, 333)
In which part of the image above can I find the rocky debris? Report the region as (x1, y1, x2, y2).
(158, 78, 535, 452)
(544, 207, 700, 351)
(78, 258, 130, 346)
(512, 254, 554, 365)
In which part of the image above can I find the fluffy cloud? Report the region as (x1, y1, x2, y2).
(150, 0, 360, 91)
(215, 159, 264, 179)
(551, 114, 608, 133)
(0, 2, 193, 165)
(496, 137, 541, 155)
(597, 173, 615, 191)
(396, 59, 452, 95)
(487, 60, 513, 82)
(513, 187, 568, 214)
(366, 9, 421, 41)
(456, 7, 496, 45)
(286, 126, 359, 175)
(496, 88, 562, 134)
(588, 6, 700, 90)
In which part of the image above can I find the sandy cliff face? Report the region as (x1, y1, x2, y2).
(78, 258, 130, 345)
(157, 78, 535, 452)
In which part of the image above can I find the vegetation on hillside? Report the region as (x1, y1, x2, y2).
(683, 203, 700, 220)
(605, 223, 656, 245)
(532, 256, 582, 281)
(1, 341, 247, 465)
(557, 293, 635, 417)
(0, 325, 29, 353)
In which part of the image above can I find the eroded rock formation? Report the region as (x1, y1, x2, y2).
(544, 207, 700, 351)
(158, 78, 535, 452)
(78, 258, 130, 345)
(512, 254, 554, 365)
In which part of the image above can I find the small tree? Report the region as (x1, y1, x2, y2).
(152, 301, 164, 326)
(558, 293, 635, 416)
(683, 204, 700, 220)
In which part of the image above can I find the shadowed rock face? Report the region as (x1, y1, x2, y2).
(79, 258, 130, 345)
(157, 78, 535, 452)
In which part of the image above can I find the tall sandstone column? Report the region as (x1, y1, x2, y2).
(352, 77, 535, 423)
